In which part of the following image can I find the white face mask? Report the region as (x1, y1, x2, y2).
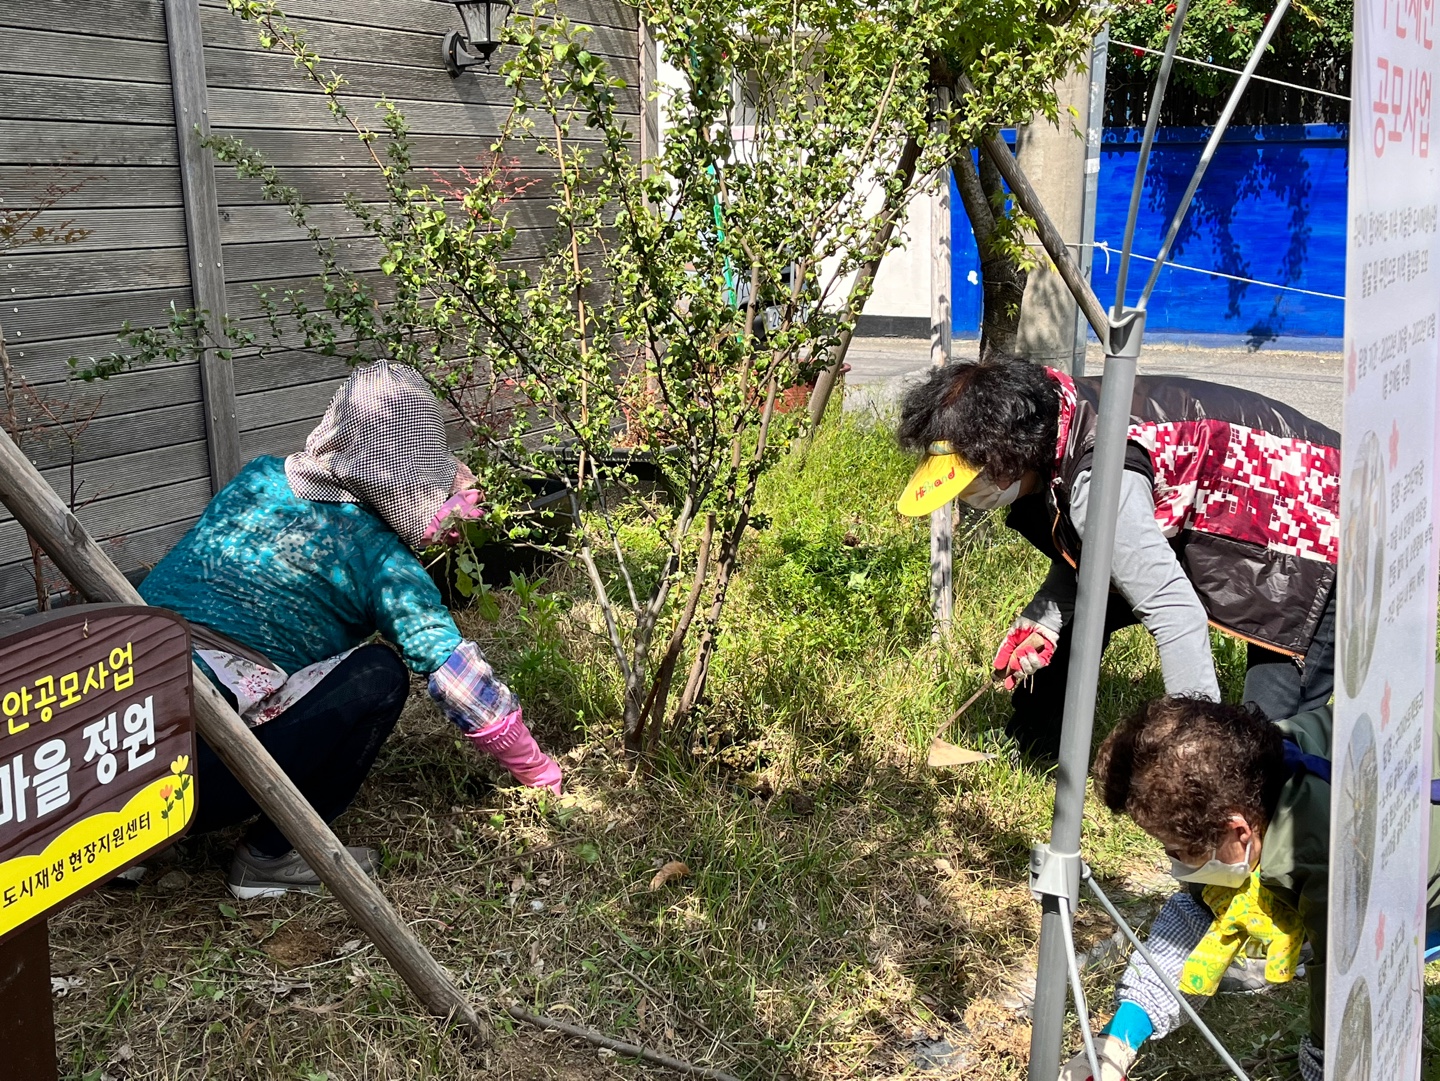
(1170, 839, 1253, 888)
(959, 475, 1022, 510)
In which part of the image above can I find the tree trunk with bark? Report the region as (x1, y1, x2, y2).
(952, 144, 1029, 360)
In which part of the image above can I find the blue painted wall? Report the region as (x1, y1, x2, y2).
(950, 124, 1348, 347)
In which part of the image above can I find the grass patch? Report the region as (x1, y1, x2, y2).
(48, 415, 1435, 1079)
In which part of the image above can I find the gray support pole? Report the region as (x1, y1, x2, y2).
(164, 0, 242, 490)
(930, 88, 954, 637)
(1071, 26, 1109, 377)
(1025, 10, 1184, 1073)
(1024, 333, 1141, 1080)
(1026, 1, 1289, 1072)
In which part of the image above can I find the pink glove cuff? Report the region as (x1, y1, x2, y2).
(466, 709, 562, 794)
(424, 489, 485, 546)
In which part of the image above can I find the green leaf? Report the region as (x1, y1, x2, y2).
(218, 902, 238, 919)
(454, 567, 475, 599)
(575, 841, 601, 864)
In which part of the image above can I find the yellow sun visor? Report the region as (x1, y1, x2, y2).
(897, 443, 982, 517)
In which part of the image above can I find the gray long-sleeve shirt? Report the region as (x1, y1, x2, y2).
(1020, 469, 1221, 701)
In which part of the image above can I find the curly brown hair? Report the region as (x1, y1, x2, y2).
(1092, 696, 1288, 854)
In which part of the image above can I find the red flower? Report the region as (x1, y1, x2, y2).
(1165, 3, 1176, 12)
(1133, 46, 1145, 55)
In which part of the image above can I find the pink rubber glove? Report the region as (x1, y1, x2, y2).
(465, 708, 563, 794)
(992, 617, 1058, 691)
(424, 489, 485, 546)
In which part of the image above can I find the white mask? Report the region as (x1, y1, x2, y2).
(959, 475, 1022, 510)
(1170, 839, 1253, 888)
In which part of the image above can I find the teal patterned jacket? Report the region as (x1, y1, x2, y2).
(140, 455, 462, 676)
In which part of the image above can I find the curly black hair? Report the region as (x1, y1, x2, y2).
(1092, 696, 1289, 854)
(896, 357, 1060, 484)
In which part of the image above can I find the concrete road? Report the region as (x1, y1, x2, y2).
(841, 337, 1343, 432)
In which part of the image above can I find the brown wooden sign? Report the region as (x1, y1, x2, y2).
(0, 605, 194, 943)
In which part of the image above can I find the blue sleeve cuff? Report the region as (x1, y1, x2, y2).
(1102, 1001, 1154, 1050)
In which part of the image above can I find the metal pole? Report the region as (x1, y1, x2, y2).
(1025, 9, 1189, 1074)
(930, 87, 954, 637)
(1071, 25, 1110, 377)
(1025, 326, 1142, 1080)
(1027, 3, 1291, 1073)
(1137, 0, 1292, 309)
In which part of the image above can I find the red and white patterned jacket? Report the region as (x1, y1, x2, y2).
(1043, 369, 1340, 657)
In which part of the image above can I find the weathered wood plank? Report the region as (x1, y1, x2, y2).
(200, 7, 637, 72)
(204, 43, 640, 113)
(0, 75, 175, 127)
(0, 246, 191, 300)
(204, 126, 626, 171)
(0, 166, 183, 210)
(198, 0, 638, 35)
(0, 475, 211, 566)
(237, 376, 347, 431)
(14, 399, 208, 471)
(219, 198, 564, 248)
(208, 85, 515, 138)
(2, 287, 194, 349)
(239, 416, 317, 460)
(0, 519, 194, 613)
(0, 333, 140, 386)
(214, 164, 579, 206)
(0, 1, 168, 42)
(222, 236, 377, 282)
(0, 29, 173, 83)
(222, 269, 389, 322)
(232, 346, 350, 395)
(0, 361, 201, 422)
(0, 208, 188, 252)
(16, 440, 210, 514)
(0, 120, 179, 166)
(166, 0, 242, 489)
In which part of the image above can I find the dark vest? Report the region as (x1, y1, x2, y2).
(1031, 374, 1340, 657)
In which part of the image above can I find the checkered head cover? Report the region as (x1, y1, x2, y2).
(285, 361, 458, 550)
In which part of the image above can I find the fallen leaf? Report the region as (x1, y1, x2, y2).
(927, 739, 996, 769)
(649, 860, 691, 891)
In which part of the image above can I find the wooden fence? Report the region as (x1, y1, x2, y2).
(0, 0, 644, 613)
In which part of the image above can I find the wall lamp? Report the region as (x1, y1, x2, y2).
(444, 1, 512, 76)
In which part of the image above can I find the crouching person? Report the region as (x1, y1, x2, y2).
(141, 360, 562, 900)
(1062, 695, 1440, 1081)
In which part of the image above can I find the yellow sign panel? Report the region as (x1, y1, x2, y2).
(0, 763, 194, 937)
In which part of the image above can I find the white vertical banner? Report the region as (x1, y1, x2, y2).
(1328, 0, 1440, 1075)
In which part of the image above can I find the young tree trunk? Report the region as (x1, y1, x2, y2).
(952, 145, 1029, 360)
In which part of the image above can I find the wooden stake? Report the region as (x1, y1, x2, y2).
(0, 428, 489, 1042)
(0, 919, 57, 1080)
(929, 87, 954, 638)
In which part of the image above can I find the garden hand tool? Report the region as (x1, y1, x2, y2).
(926, 680, 1001, 769)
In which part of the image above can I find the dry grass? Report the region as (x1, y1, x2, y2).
(45, 417, 1440, 1080)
